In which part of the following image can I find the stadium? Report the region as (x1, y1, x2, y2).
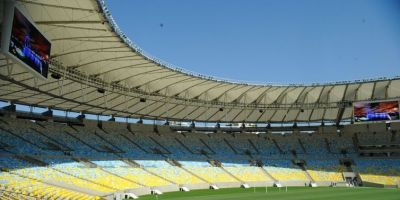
(0, 0, 399, 199)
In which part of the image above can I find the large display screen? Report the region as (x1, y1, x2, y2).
(353, 101, 399, 122)
(8, 8, 50, 78)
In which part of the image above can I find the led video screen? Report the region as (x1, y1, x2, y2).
(353, 101, 399, 122)
(8, 8, 50, 78)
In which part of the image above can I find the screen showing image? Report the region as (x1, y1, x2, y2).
(8, 8, 50, 78)
(354, 101, 399, 122)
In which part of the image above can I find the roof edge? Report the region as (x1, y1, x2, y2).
(98, 0, 400, 87)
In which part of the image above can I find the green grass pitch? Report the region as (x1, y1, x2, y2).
(135, 187, 400, 200)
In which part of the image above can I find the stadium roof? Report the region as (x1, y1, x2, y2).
(0, 0, 399, 123)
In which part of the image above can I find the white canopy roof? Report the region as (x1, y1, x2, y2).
(0, 0, 399, 123)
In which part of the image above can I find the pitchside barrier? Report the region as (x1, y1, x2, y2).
(246, 181, 275, 187)
(181, 183, 209, 190)
(213, 182, 241, 189)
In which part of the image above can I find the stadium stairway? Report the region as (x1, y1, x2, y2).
(259, 166, 278, 183)
(272, 139, 284, 154)
(14, 155, 48, 167)
(124, 159, 177, 185)
(75, 158, 97, 168)
(352, 135, 360, 155)
(94, 166, 147, 188)
(248, 139, 260, 154)
(174, 138, 195, 154)
(64, 129, 102, 153)
(166, 159, 182, 167)
(93, 129, 125, 154)
(298, 139, 307, 153)
(53, 167, 117, 192)
(324, 138, 332, 153)
(390, 132, 396, 143)
(245, 151, 254, 159)
(219, 165, 244, 184)
(223, 138, 239, 154)
(29, 127, 72, 152)
(149, 136, 171, 154)
(178, 165, 210, 184)
(199, 138, 216, 154)
(118, 133, 150, 154)
(123, 159, 141, 167)
(295, 161, 315, 183)
(301, 166, 316, 184)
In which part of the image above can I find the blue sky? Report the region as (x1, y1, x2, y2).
(106, 0, 400, 84)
